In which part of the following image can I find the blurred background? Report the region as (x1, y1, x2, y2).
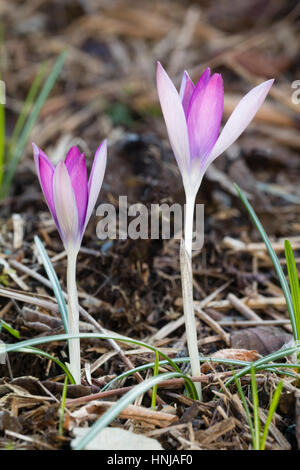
(1, 0, 299, 210)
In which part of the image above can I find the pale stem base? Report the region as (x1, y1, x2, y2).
(67, 250, 81, 384)
(182, 191, 202, 399)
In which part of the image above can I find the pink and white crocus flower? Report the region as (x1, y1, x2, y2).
(33, 141, 107, 254)
(157, 62, 274, 399)
(157, 62, 274, 202)
(33, 141, 107, 385)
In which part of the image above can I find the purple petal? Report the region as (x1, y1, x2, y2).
(156, 62, 191, 182)
(53, 161, 79, 250)
(33, 143, 57, 221)
(186, 67, 211, 117)
(187, 73, 224, 164)
(83, 140, 107, 233)
(65, 146, 82, 172)
(179, 71, 195, 117)
(205, 79, 274, 170)
(64, 146, 88, 234)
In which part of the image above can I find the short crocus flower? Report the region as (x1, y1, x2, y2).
(157, 62, 274, 200)
(33, 141, 107, 254)
(33, 141, 107, 385)
(157, 62, 274, 399)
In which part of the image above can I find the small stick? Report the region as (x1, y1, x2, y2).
(227, 293, 261, 322)
(223, 236, 300, 254)
(194, 305, 230, 346)
(12, 214, 24, 250)
(219, 319, 291, 327)
(199, 296, 286, 312)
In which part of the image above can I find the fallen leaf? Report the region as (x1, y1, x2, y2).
(231, 326, 292, 355)
(201, 348, 260, 373)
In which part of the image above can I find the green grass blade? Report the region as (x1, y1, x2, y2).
(226, 344, 300, 386)
(16, 346, 75, 383)
(0, 319, 20, 338)
(101, 358, 300, 393)
(1, 333, 299, 389)
(1, 51, 67, 198)
(234, 184, 297, 340)
(0, 333, 185, 376)
(260, 380, 283, 450)
(251, 365, 261, 450)
(59, 375, 69, 435)
(233, 373, 255, 445)
(9, 61, 48, 154)
(34, 235, 68, 332)
(284, 239, 300, 339)
(72, 372, 197, 450)
(151, 351, 159, 410)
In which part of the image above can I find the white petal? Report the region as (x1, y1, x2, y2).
(84, 140, 107, 232)
(204, 79, 274, 171)
(53, 161, 79, 250)
(156, 62, 191, 184)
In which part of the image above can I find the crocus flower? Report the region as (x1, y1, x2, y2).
(156, 62, 274, 399)
(157, 62, 274, 198)
(33, 141, 107, 253)
(33, 141, 107, 385)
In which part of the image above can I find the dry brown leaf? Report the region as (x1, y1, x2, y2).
(231, 326, 292, 355)
(201, 348, 260, 373)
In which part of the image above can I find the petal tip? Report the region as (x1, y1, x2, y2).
(32, 142, 41, 159)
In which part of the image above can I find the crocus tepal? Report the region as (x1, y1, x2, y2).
(33, 141, 107, 253)
(156, 62, 274, 198)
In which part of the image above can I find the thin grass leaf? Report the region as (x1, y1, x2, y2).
(34, 235, 68, 332)
(9, 61, 48, 154)
(59, 376, 69, 435)
(0, 332, 197, 398)
(234, 184, 297, 340)
(2, 333, 299, 390)
(151, 351, 159, 410)
(16, 346, 75, 383)
(226, 344, 300, 386)
(0, 333, 185, 377)
(101, 358, 299, 393)
(260, 380, 283, 450)
(0, 319, 20, 339)
(251, 365, 261, 450)
(284, 239, 300, 339)
(233, 373, 255, 444)
(1, 51, 67, 198)
(72, 371, 197, 450)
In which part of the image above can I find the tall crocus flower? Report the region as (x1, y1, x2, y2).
(157, 62, 273, 398)
(33, 141, 107, 384)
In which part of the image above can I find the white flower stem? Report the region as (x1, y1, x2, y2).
(67, 249, 81, 384)
(184, 191, 196, 258)
(181, 190, 202, 400)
